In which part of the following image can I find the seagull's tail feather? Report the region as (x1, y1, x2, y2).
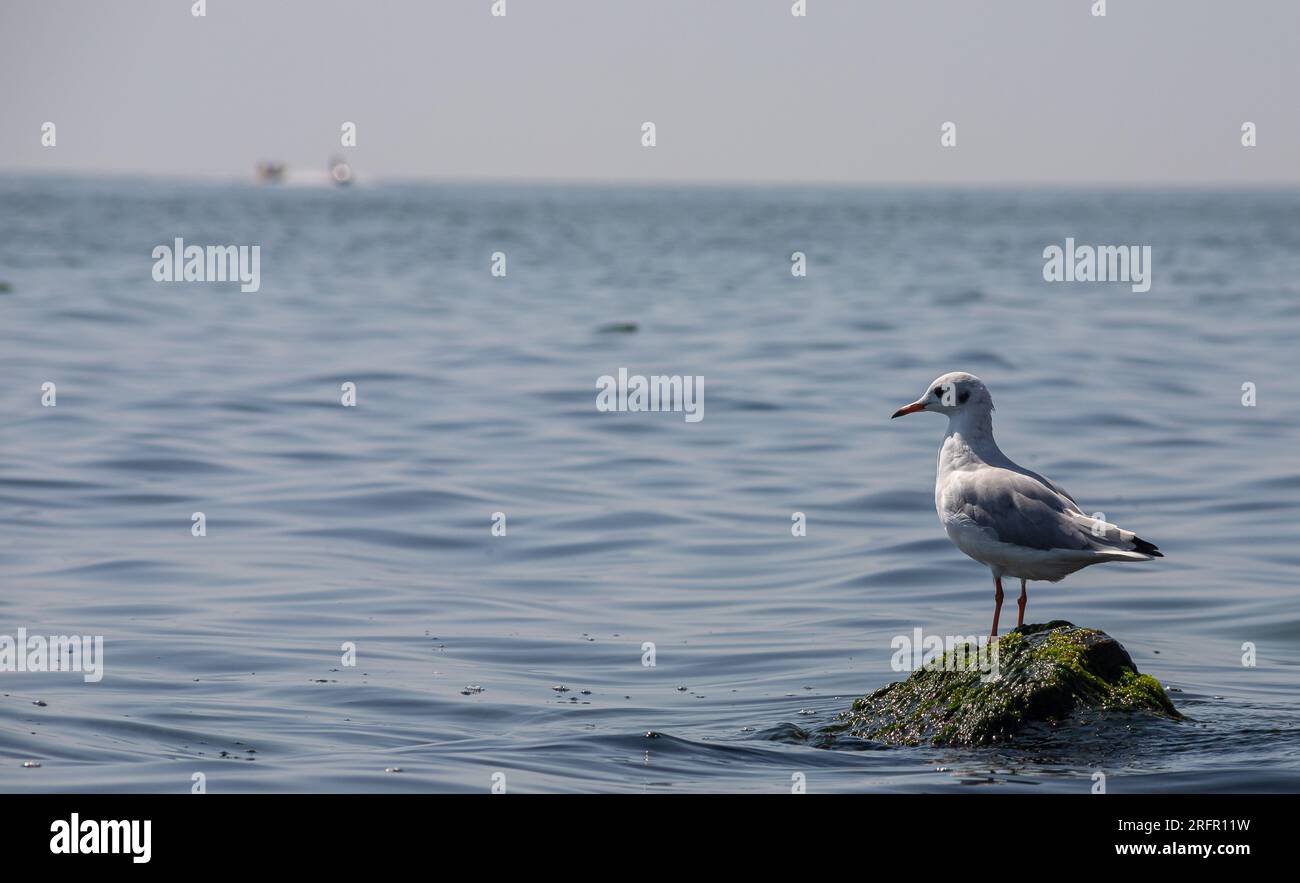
(1130, 535, 1163, 557)
(1070, 512, 1164, 559)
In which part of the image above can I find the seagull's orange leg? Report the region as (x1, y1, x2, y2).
(990, 575, 1004, 637)
(1016, 579, 1028, 629)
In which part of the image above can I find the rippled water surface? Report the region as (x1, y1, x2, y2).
(1, 177, 1298, 792)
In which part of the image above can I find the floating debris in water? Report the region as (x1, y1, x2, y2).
(798, 709, 817, 716)
(385, 767, 402, 773)
(32, 700, 47, 707)
(580, 690, 592, 695)
(461, 684, 485, 695)
(675, 686, 688, 692)
(21, 760, 41, 768)
(597, 321, 638, 334)
(644, 730, 661, 739)
(552, 685, 570, 693)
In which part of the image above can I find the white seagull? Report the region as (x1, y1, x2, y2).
(891, 372, 1162, 636)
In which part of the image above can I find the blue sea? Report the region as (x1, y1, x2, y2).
(1, 176, 1298, 792)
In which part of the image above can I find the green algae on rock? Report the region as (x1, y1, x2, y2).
(831, 621, 1181, 747)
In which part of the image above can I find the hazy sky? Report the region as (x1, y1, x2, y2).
(1, 0, 1297, 184)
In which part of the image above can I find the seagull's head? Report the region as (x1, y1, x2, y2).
(891, 371, 993, 420)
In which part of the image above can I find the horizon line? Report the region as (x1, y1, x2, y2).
(3, 167, 1299, 192)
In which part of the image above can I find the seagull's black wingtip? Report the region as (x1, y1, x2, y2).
(1132, 536, 1163, 557)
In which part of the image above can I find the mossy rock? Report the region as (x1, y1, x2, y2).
(829, 621, 1181, 747)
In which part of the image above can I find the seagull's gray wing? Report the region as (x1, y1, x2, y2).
(980, 449, 1082, 509)
(1018, 467, 1080, 507)
(944, 468, 1101, 551)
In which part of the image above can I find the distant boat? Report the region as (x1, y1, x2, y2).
(329, 157, 353, 186)
(255, 161, 286, 183)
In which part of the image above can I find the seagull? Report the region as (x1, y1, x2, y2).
(891, 372, 1162, 636)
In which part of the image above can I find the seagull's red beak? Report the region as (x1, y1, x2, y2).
(891, 401, 926, 419)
